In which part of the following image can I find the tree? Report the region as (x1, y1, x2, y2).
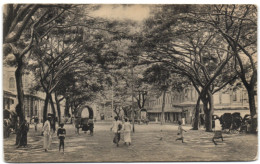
(30, 25, 85, 124)
(143, 64, 172, 124)
(141, 5, 238, 131)
(3, 4, 71, 146)
(189, 4, 257, 133)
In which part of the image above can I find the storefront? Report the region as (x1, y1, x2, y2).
(3, 90, 17, 111)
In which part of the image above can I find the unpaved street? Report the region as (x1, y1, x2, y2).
(4, 121, 257, 162)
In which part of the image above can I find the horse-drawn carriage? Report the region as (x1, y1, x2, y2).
(240, 114, 254, 133)
(4, 109, 17, 138)
(75, 106, 94, 135)
(219, 112, 243, 133)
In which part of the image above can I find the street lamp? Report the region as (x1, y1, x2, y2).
(131, 56, 135, 133)
(111, 81, 114, 119)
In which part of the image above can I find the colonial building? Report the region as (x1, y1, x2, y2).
(146, 85, 255, 124)
(3, 66, 57, 123)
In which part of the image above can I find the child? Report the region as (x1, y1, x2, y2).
(123, 118, 132, 146)
(176, 121, 186, 143)
(57, 123, 66, 153)
(212, 116, 223, 145)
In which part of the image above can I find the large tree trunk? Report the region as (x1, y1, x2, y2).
(15, 58, 27, 147)
(54, 93, 61, 125)
(203, 92, 214, 132)
(43, 93, 50, 124)
(49, 94, 56, 131)
(65, 98, 70, 117)
(161, 90, 166, 125)
(192, 97, 201, 130)
(247, 86, 257, 133)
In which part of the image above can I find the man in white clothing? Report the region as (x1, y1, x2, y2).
(43, 116, 51, 152)
(212, 116, 224, 145)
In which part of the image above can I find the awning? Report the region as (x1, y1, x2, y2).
(214, 106, 249, 110)
(147, 107, 182, 113)
(4, 90, 16, 98)
(173, 101, 199, 107)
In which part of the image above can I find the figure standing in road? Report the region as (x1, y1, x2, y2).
(123, 118, 132, 146)
(111, 116, 122, 147)
(48, 116, 56, 150)
(57, 123, 66, 153)
(43, 116, 51, 152)
(19, 120, 29, 147)
(176, 121, 187, 143)
(74, 117, 80, 135)
(34, 117, 39, 131)
(212, 116, 223, 145)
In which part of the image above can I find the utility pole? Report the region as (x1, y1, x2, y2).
(112, 81, 114, 119)
(131, 59, 135, 133)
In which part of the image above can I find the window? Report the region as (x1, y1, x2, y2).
(34, 105, 37, 116)
(219, 93, 222, 104)
(9, 77, 15, 88)
(243, 92, 248, 102)
(184, 89, 188, 100)
(233, 91, 237, 101)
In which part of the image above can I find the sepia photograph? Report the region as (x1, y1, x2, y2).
(2, 2, 258, 162)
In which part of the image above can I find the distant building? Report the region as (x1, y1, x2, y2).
(146, 85, 255, 124)
(3, 66, 64, 123)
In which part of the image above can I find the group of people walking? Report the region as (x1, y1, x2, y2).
(34, 114, 225, 153)
(111, 116, 132, 147)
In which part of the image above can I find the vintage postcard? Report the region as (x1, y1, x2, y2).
(2, 4, 257, 162)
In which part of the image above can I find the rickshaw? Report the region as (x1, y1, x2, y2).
(220, 112, 242, 133)
(240, 114, 251, 133)
(76, 106, 94, 135)
(230, 112, 242, 131)
(219, 113, 232, 131)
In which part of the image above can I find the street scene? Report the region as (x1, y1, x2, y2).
(3, 4, 258, 162)
(3, 122, 258, 162)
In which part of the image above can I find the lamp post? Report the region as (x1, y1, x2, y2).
(111, 81, 114, 119)
(131, 59, 135, 133)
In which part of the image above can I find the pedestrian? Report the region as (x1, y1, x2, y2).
(123, 118, 132, 146)
(48, 116, 56, 150)
(34, 117, 39, 131)
(110, 116, 122, 147)
(4, 119, 10, 138)
(176, 121, 187, 143)
(42, 116, 51, 152)
(212, 116, 223, 145)
(57, 123, 66, 153)
(22, 120, 29, 147)
(74, 117, 80, 135)
(15, 118, 20, 145)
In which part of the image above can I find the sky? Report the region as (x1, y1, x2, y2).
(90, 5, 152, 22)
